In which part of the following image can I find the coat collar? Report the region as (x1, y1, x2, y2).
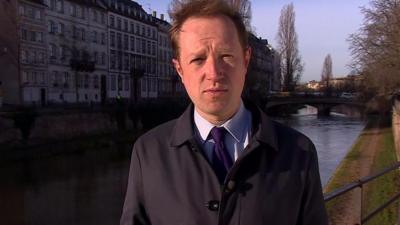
(169, 101, 279, 152)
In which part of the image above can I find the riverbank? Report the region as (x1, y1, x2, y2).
(324, 117, 399, 225)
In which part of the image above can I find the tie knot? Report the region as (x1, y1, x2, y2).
(210, 126, 226, 144)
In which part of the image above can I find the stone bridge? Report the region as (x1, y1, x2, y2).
(265, 96, 365, 116)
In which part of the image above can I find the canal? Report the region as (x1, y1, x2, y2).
(0, 106, 365, 225)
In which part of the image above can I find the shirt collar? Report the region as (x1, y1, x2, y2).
(193, 101, 250, 144)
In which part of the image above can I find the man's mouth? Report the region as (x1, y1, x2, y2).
(204, 88, 228, 94)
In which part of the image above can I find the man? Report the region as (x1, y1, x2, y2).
(120, 0, 328, 224)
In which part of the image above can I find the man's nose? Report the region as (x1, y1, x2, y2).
(205, 56, 223, 81)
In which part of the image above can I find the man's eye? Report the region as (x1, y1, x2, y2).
(190, 58, 205, 64)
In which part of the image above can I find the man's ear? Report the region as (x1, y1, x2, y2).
(244, 47, 252, 69)
(172, 58, 183, 81)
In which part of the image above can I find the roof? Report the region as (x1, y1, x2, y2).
(24, 0, 47, 7)
(102, 0, 157, 26)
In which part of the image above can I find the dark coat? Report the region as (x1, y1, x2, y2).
(120, 103, 328, 225)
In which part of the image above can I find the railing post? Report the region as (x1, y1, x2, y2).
(360, 183, 363, 225)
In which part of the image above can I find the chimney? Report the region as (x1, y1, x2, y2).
(160, 14, 164, 21)
(152, 11, 157, 18)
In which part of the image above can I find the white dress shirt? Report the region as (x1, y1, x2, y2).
(193, 101, 252, 162)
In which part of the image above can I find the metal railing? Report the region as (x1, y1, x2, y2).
(324, 161, 400, 224)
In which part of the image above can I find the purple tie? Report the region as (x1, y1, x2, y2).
(210, 127, 233, 183)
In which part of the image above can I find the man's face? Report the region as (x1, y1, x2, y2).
(173, 15, 251, 122)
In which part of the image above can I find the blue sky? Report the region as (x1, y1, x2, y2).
(136, 0, 370, 82)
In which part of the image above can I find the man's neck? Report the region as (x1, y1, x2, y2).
(194, 103, 242, 126)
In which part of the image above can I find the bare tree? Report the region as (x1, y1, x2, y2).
(321, 54, 333, 95)
(276, 3, 303, 92)
(348, 0, 400, 96)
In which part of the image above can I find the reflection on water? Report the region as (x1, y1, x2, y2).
(275, 106, 366, 186)
(0, 145, 131, 225)
(0, 106, 365, 224)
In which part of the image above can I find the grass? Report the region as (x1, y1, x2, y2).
(324, 116, 400, 225)
(363, 128, 400, 225)
(324, 126, 367, 220)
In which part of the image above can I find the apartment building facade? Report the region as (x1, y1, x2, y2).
(0, 0, 278, 106)
(45, 0, 108, 104)
(103, 0, 158, 100)
(0, 0, 48, 105)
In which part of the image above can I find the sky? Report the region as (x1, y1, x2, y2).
(136, 0, 371, 83)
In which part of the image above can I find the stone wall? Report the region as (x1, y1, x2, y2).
(0, 110, 131, 144)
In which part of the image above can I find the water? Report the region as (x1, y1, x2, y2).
(274, 106, 366, 186)
(0, 106, 365, 224)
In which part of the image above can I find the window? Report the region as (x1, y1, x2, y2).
(118, 75, 122, 91)
(84, 74, 89, 88)
(130, 23, 134, 34)
(38, 52, 45, 64)
(130, 37, 135, 51)
(56, 0, 63, 13)
(101, 33, 105, 45)
(93, 51, 98, 63)
(58, 23, 64, 35)
(22, 71, 29, 83)
(111, 75, 116, 91)
(40, 72, 46, 84)
(124, 53, 129, 70)
(21, 29, 28, 40)
(92, 31, 97, 43)
(124, 76, 129, 91)
(124, 20, 128, 31)
(59, 45, 65, 59)
(101, 53, 106, 65)
(48, 20, 54, 33)
(110, 50, 116, 69)
(70, 3, 75, 16)
(19, 5, 25, 15)
(136, 38, 140, 53)
(34, 10, 42, 20)
(64, 72, 69, 88)
(49, 44, 56, 58)
(141, 77, 147, 92)
(72, 26, 77, 39)
(21, 50, 27, 63)
(117, 33, 122, 48)
(124, 34, 128, 49)
(93, 75, 99, 89)
(110, 15, 115, 27)
(81, 28, 85, 41)
(93, 10, 97, 22)
(49, 0, 56, 10)
(52, 71, 58, 86)
(110, 31, 115, 47)
(117, 18, 121, 30)
(101, 13, 105, 24)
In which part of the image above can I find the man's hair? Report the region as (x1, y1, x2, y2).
(168, 0, 250, 59)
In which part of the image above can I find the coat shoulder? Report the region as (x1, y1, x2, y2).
(269, 118, 316, 153)
(135, 119, 178, 147)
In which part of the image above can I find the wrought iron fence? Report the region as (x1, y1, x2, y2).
(324, 161, 400, 224)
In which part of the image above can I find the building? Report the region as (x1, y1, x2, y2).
(0, 0, 48, 105)
(245, 33, 281, 99)
(45, 0, 109, 104)
(0, 0, 278, 106)
(153, 11, 185, 98)
(103, 0, 159, 101)
(307, 80, 322, 90)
